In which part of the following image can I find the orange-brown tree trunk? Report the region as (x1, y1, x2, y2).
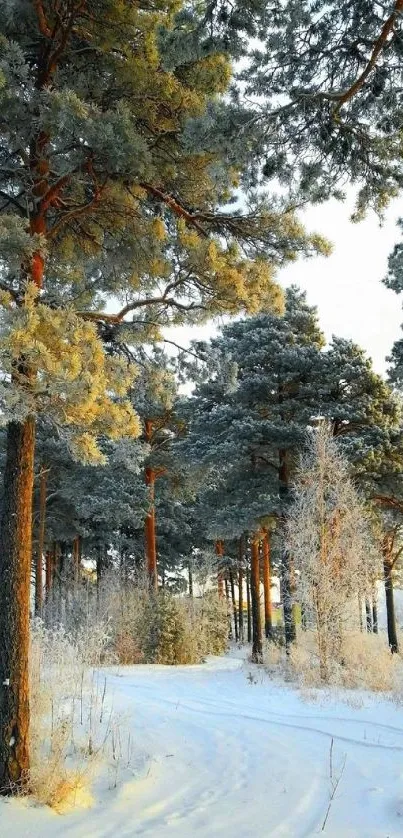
(215, 540, 225, 597)
(0, 417, 35, 791)
(246, 553, 252, 643)
(144, 420, 158, 590)
(229, 568, 238, 642)
(145, 466, 158, 590)
(250, 537, 263, 663)
(35, 466, 47, 616)
(238, 537, 244, 642)
(262, 531, 273, 640)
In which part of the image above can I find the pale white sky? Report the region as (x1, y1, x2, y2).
(281, 197, 403, 375)
(169, 196, 403, 377)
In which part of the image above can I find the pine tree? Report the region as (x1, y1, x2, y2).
(237, 0, 403, 212)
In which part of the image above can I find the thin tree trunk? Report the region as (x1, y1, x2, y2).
(45, 550, 52, 597)
(246, 566, 252, 644)
(188, 561, 193, 598)
(145, 466, 158, 590)
(73, 536, 81, 591)
(224, 577, 233, 639)
(238, 537, 244, 642)
(372, 595, 378, 635)
(144, 420, 158, 590)
(365, 598, 373, 633)
(262, 531, 273, 640)
(279, 448, 296, 648)
(96, 543, 104, 610)
(250, 538, 263, 663)
(0, 417, 35, 791)
(383, 557, 398, 653)
(35, 466, 47, 617)
(282, 550, 296, 649)
(215, 540, 225, 598)
(358, 591, 363, 632)
(57, 542, 67, 623)
(229, 568, 239, 642)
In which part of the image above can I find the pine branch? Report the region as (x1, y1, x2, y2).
(333, 0, 403, 114)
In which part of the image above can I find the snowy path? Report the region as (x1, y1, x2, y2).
(3, 653, 403, 837)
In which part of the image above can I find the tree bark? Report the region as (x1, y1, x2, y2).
(372, 596, 378, 634)
(35, 466, 47, 616)
(365, 598, 373, 633)
(224, 577, 233, 639)
(215, 540, 225, 598)
(188, 561, 193, 598)
(246, 565, 252, 644)
(250, 538, 263, 663)
(262, 531, 273, 640)
(383, 557, 398, 653)
(238, 537, 244, 642)
(145, 466, 158, 590)
(0, 417, 35, 791)
(229, 568, 239, 642)
(144, 420, 158, 590)
(279, 448, 296, 649)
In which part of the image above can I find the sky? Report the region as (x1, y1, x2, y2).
(169, 195, 403, 378)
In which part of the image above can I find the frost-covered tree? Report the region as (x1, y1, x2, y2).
(286, 425, 380, 681)
(238, 0, 403, 211)
(1, 0, 329, 787)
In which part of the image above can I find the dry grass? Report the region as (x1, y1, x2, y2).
(263, 627, 401, 694)
(271, 629, 400, 693)
(29, 620, 126, 810)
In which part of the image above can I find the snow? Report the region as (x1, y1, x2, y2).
(3, 652, 403, 837)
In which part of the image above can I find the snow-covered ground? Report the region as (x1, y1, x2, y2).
(3, 651, 403, 837)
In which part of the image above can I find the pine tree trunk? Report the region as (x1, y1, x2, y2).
(145, 466, 158, 590)
(238, 538, 244, 642)
(383, 557, 398, 653)
(144, 420, 158, 590)
(372, 596, 378, 634)
(224, 577, 233, 639)
(215, 540, 224, 598)
(250, 538, 263, 663)
(262, 531, 273, 640)
(0, 417, 36, 791)
(35, 466, 47, 616)
(246, 565, 252, 644)
(229, 568, 239, 642)
(365, 598, 373, 633)
(188, 561, 193, 598)
(279, 449, 296, 648)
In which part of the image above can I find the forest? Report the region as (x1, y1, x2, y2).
(2, 1, 403, 834)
